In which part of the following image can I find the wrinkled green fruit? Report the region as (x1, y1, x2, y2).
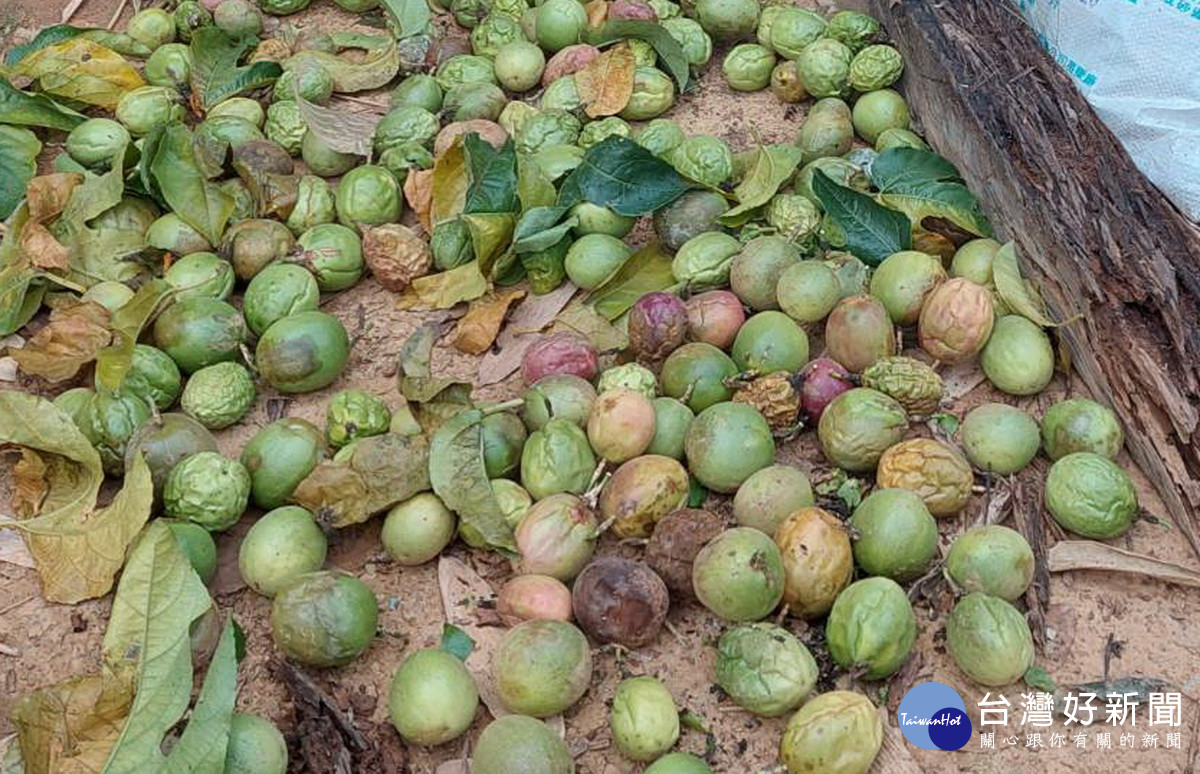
(620, 67, 677, 121)
(381, 493, 456, 565)
(660, 343, 739, 414)
(730, 236, 800, 312)
(116, 86, 184, 136)
(723, 43, 776, 91)
(1044, 452, 1136, 539)
(153, 297, 246, 374)
(495, 620, 592, 717)
(473, 716, 575, 774)
(945, 593, 1033, 686)
(239, 505, 328, 597)
(779, 691, 882, 774)
(241, 417, 324, 509)
(517, 109, 583, 155)
(597, 363, 657, 398)
(646, 397, 693, 460)
(980, 315, 1055, 396)
(731, 311, 809, 374)
(669, 135, 733, 188)
(124, 413, 218, 498)
(520, 418, 596, 500)
(732, 464, 814, 536)
(847, 488, 937, 582)
(825, 577, 916, 680)
(76, 391, 152, 476)
(715, 623, 817, 717)
(224, 713, 287, 774)
(960, 403, 1040, 474)
(826, 10, 880, 52)
(945, 525, 1034, 602)
(126, 8, 176, 50)
(685, 401, 775, 493)
(271, 570, 378, 667)
(692, 527, 785, 621)
(242, 263, 321, 336)
(326, 388, 391, 448)
(1041, 398, 1124, 460)
(213, 0, 263, 38)
(274, 62, 333, 104)
(672, 231, 741, 291)
(166, 520, 218, 584)
(181, 361, 256, 430)
(610, 677, 680, 761)
(336, 165, 402, 232)
(255, 311, 350, 393)
(817, 388, 907, 472)
(294, 223, 363, 290)
(767, 7, 826, 59)
(67, 118, 131, 167)
(521, 374, 597, 430)
(860, 356, 944, 417)
(163, 451, 251, 531)
(388, 648, 479, 745)
(849, 44, 903, 91)
(637, 117, 687, 157)
(797, 38, 852, 99)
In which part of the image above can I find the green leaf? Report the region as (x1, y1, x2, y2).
(993, 241, 1057, 327)
(464, 135, 519, 215)
(189, 28, 282, 110)
(557, 136, 689, 217)
(379, 0, 432, 38)
(687, 476, 707, 508)
(520, 239, 569, 295)
(517, 156, 557, 211)
(512, 206, 575, 254)
(0, 126, 41, 220)
(429, 408, 517, 552)
(94, 280, 175, 393)
(835, 477, 863, 510)
(54, 146, 144, 285)
(719, 144, 804, 226)
(587, 20, 689, 91)
(871, 147, 992, 237)
(812, 169, 910, 267)
(149, 124, 235, 245)
(164, 618, 239, 773)
(0, 76, 86, 131)
(0, 265, 45, 336)
(440, 624, 476, 661)
(100, 521, 212, 774)
(929, 411, 960, 438)
(1023, 665, 1058, 693)
(589, 241, 677, 320)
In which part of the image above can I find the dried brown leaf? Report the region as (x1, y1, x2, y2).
(477, 283, 577, 385)
(585, 0, 609, 27)
(26, 173, 83, 223)
(10, 300, 111, 382)
(437, 556, 508, 717)
(12, 448, 49, 518)
(404, 168, 434, 234)
(551, 296, 627, 351)
(451, 289, 526, 355)
(20, 222, 71, 271)
(575, 44, 635, 118)
(1047, 540, 1200, 589)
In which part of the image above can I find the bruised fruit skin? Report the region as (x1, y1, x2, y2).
(572, 557, 670, 647)
(255, 311, 349, 393)
(494, 619, 592, 716)
(587, 389, 657, 463)
(945, 592, 1034, 686)
(270, 571, 378, 667)
(692, 527, 786, 622)
(945, 525, 1034, 602)
(388, 648, 479, 746)
(732, 464, 814, 536)
(848, 488, 937, 582)
(1044, 452, 1136, 539)
(599, 454, 690, 538)
(610, 677, 680, 762)
(779, 691, 882, 774)
(799, 357, 853, 422)
(817, 388, 907, 472)
(876, 438, 974, 517)
(513, 493, 597, 581)
(716, 623, 817, 717)
(918, 278, 994, 363)
(825, 577, 916, 680)
(774, 507, 853, 618)
(521, 332, 599, 385)
(684, 401, 776, 493)
(824, 294, 895, 373)
(1041, 398, 1123, 461)
(960, 403, 1040, 474)
(645, 508, 725, 600)
(472, 715, 574, 774)
(684, 290, 745, 350)
(497, 574, 574, 626)
(629, 292, 690, 363)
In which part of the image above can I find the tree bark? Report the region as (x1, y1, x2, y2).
(845, 0, 1200, 556)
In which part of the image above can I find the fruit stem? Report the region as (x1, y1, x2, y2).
(479, 398, 524, 415)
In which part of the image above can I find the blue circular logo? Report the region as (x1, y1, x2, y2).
(896, 682, 972, 750)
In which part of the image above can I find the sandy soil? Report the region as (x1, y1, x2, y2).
(1, 1, 1199, 773)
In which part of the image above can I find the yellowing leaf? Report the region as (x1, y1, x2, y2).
(452, 289, 526, 355)
(397, 262, 489, 310)
(993, 241, 1058, 327)
(432, 139, 469, 225)
(10, 664, 136, 774)
(13, 37, 144, 110)
(553, 296, 628, 351)
(11, 300, 112, 382)
(20, 222, 70, 271)
(287, 42, 401, 93)
(585, 0, 609, 28)
(575, 44, 635, 118)
(404, 168, 434, 233)
(12, 448, 49, 518)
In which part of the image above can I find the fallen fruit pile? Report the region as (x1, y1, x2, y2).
(0, 0, 1143, 771)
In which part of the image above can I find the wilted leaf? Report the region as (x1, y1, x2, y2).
(294, 92, 381, 158)
(557, 137, 689, 217)
(345, 432, 432, 519)
(587, 20, 689, 90)
(189, 28, 282, 110)
(149, 124, 235, 246)
(10, 665, 135, 774)
(396, 262, 489, 310)
(575, 44, 635, 118)
(12, 448, 49, 518)
(287, 42, 401, 93)
(812, 169, 911, 267)
(993, 241, 1057, 327)
(93, 280, 175, 393)
(477, 283, 576, 385)
(163, 618, 239, 772)
(432, 139, 469, 225)
(1024, 665, 1058, 693)
(12, 37, 144, 110)
(464, 135, 519, 215)
(589, 241, 676, 320)
(0, 76, 86, 131)
(20, 223, 70, 271)
(465, 213, 516, 275)
(291, 463, 371, 529)
(404, 168, 434, 233)
(0, 126, 41, 220)
(871, 147, 992, 237)
(719, 144, 804, 226)
(517, 157, 556, 211)
(397, 321, 467, 402)
(26, 173, 83, 224)
(430, 408, 517, 552)
(512, 207, 575, 254)
(230, 142, 299, 220)
(11, 300, 112, 382)
(100, 522, 213, 774)
(452, 289, 526, 355)
(553, 297, 627, 351)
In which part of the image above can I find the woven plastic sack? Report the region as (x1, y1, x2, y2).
(1019, 0, 1200, 221)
